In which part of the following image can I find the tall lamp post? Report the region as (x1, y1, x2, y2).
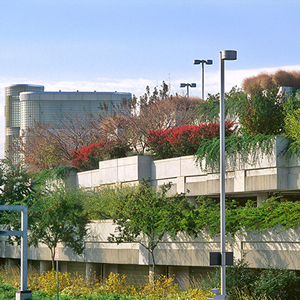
(180, 83, 196, 97)
(193, 59, 213, 99)
(220, 50, 237, 299)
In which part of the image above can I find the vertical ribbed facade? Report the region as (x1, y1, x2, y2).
(4, 84, 131, 161)
(5, 84, 44, 157)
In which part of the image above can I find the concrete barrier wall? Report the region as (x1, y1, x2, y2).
(75, 137, 300, 199)
(1, 220, 300, 271)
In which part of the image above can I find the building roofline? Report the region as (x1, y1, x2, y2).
(6, 84, 44, 88)
(19, 91, 132, 95)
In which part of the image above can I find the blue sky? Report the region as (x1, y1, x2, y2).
(0, 0, 300, 157)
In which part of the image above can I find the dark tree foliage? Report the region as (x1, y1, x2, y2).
(239, 88, 284, 135)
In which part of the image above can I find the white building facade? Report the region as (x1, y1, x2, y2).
(4, 84, 131, 158)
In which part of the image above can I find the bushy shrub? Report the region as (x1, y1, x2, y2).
(198, 257, 257, 298)
(285, 108, 300, 142)
(238, 88, 284, 135)
(242, 70, 300, 94)
(105, 273, 128, 295)
(2, 267, 300, 300)
(29, 270, 73, 295)
(198, 257, 300, 300)
(195, 87, 246, 123)
(71, 139, 131, 171)
(0, 284, 16, 299)
(226, 258, 258, 297)
(146, 121, 235, 159)
(252, 268, 300, 300)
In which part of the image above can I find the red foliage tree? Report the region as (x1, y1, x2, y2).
(71, 138, 130, 171)
(146, 121, 235, 159)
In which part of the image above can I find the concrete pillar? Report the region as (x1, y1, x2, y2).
(103, 264, 118, 279)
(6, 258, 19, 268)
(168, 266, 189, 290)
(39, 261, 51, 274)
(148, 265, 167, 285)
(86, 263, 101, 281)
(257, 192, 269, 207)
(187, 196, 197, 206)
(177, 176, 186, 194)
(153, 265, 167, 277)
(59, 261, 68, 273)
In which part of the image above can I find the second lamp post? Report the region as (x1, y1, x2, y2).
(180, 83, 196, 97)
(193, 59, 213, 99)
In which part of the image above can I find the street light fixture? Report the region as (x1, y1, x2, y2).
(180, 83, 196, 97)
(193, 59, 213, 99)
(220, 50, 237, 299)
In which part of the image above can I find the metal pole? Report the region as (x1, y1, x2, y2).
(21, 206, 28, 291)
(0, 205, 32, 299)
(220, 51, 226, 296)
(202, 61, 205, 99)
(56, 260, 59, 300)
(187, 85, 190, 97)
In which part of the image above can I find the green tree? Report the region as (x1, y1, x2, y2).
(285, 108, 300, 140)
(195, 87, 246, 123)
(108, 180, 197, 281)
(239, 88, 284, 135)
(0, 160, 90, 270)
(0, 158, 35, 204)
(29, 186, 90, 269)
(0, 158, 37, 237)
(83, 184, 134, 220)
(283, 90, 300, 155)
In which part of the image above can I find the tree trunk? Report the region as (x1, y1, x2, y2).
(50, 248, 55, 270)
(150, 250, 156, 287)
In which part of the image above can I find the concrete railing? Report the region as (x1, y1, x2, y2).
(1, 220, 300, 271)
(76, 136, 300, 199)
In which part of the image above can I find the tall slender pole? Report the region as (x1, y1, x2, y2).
(57, 259, 59, 300)
(220, 51, 226, 296)
(202, 61, 205, 99)
(21, 206, 28, 291)
(219, 50, 237, 299)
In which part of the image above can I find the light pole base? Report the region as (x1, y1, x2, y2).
(15, 290, 32, 300)
(214, 295, 228, 300)
(207, 296, 228, 300)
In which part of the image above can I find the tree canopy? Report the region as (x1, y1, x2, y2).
(29, 185, 89, 269)
(0, 159, 90, 269)
(108, 180, 198, 279)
